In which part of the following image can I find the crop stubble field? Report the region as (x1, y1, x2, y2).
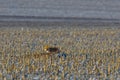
(0, 26, 120, 80)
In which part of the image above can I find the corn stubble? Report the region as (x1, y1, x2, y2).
(0, 27, 120, 79)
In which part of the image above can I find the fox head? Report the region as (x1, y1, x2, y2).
(44, 45, 49, 52)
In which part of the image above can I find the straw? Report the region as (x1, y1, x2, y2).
(0, 27, 120, 79)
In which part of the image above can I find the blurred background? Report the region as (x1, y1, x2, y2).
(0, 0, 120, 23)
